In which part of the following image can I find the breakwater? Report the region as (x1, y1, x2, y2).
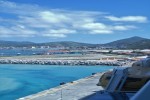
(0, 59, 126, 66)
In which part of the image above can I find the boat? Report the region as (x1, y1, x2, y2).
(97, 57, 150, 92)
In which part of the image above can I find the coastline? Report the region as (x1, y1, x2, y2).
(18, 73, 104, 100)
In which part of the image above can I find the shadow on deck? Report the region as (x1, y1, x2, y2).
(79, 91, 135, 100)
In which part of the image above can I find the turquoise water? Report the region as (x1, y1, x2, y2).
(0, 64, 114, 100)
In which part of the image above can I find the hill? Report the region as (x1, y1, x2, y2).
(39, 41, 96, 48)
(0, 36, 150, 49)
(0, 40, 35, 47)
(0, 40, 96, 48)
(103, 36, 150, 49)
(127, 39, 150, 49)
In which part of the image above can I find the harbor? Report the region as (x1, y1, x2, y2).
(0, 0, 149, 99)
(0, 64, 114, 100)
(18, 57, 150, 100)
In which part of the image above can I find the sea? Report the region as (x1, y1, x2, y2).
(0, 48, 47, 56)
(0, 64, 114, 100)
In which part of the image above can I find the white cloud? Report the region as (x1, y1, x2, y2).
(79, 23, 111, 34)
(42, 34, 66, 38)
(0, 25, 36, 37)
(81, 23, 107, 30)
(39, 11, 71, 24)
(0, 0, 147, 38)
(79, 23, 135, 34)
(112, 25, 136, 31)
(90, 30, 112, 34)
(42, 29, 76, 38)
(0, 0, 40, 15)
(105, 16, 148, 23)
(47, 29, 76, 34)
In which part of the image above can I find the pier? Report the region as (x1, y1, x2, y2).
(18, 73, 104, 100)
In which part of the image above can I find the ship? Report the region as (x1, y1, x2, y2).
(86, 57, 150, 100)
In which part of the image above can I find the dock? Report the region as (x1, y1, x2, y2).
(19, 73, 104, 100)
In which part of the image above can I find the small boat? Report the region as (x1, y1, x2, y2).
(17, 53, 21, 55)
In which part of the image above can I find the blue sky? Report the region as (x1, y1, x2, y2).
(0, 0, 150, 43)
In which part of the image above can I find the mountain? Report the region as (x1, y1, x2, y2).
(0, 36, 150, 49)
(39, 41, 96, 48)
(0, 40, 96, 48)
(103, 36, 150, 49)
(0, 40, 35, 47)
(127, 39, 150, 49)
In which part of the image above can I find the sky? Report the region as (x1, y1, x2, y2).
(0, 0, 150, 43)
